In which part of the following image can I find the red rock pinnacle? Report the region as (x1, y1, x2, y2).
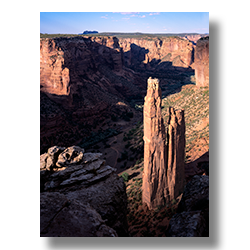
(142, 77, 185, 209)
(167, 107, 186, 201)
(142, 77, 168, 209)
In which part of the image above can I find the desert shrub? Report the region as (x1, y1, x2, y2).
(121, 172, 129, 182)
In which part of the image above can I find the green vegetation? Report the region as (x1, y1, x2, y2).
(121, 172, 129, 182)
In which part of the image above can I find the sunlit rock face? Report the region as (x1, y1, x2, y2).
(142, 78, 185, 210)
(195, 36, 209, 87)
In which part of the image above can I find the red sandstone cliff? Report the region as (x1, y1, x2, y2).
(118, 36, 194, 70)
(195, 37, 209, 87)
(40, 36, 144, 153)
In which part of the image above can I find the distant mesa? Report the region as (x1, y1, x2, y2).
(82, 30, 98, 34)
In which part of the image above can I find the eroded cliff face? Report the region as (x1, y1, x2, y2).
(40, 36, 143, 153)
(118, 36, 194, 70)
(195, 36, 209, 87)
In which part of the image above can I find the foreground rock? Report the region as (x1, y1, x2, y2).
(40, 145, 128, 237)
(167, 175, 209, 237)
(40, 192, 117, 237)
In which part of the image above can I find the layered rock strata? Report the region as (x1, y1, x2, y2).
(195, 36, 209, 87)
(118, 36, 194, 70)
(142, 78, 185, 209)
(40, 145, 128, 237)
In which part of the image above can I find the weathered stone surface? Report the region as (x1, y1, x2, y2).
(40, 146, 66, 171)
(166, 211, 206, 237)
(65, 173, 128, 236)
(119, 36, 194, 69)
(177, 175, 209, 213)
(40, 192, 117, 237)
(195, 36, 209, 87)
(142, 77, 168, 210)
(142, 78, 186, 210)
(40, 145, 128, 236)
(166, 175, 209, 237)
(167, 107, 186, 201)
(56, 146, 85, 167)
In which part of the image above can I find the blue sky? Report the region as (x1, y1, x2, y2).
(40, 12, 209, 34)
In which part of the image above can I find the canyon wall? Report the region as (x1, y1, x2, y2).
(40, 35, 195, 153)
(142, 78, 185, 209)
(118, 36, 194, 70)
(40, 36, 144, 153)
(195, 36, 209, 87)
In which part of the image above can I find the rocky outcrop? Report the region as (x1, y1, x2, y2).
(195, 36, 209, 87)
(142, 78, 185, 209)
(167, 175, 209, 237)
(40, 145, 128, 237)
(167, 107, 186, 201)
(142, 77, 168, 210)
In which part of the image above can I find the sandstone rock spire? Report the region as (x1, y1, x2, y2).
(142, 77, 186, 210)
(142, 77, 168, 209)
(167, 107, 185, 201)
